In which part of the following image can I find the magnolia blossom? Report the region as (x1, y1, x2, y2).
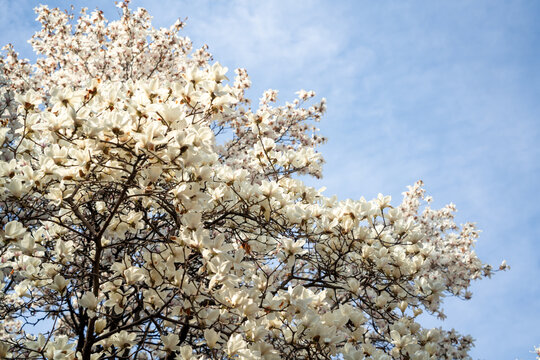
(0, 1, 505, 360)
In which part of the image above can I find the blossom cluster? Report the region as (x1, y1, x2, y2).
(0, 1, 503, 359)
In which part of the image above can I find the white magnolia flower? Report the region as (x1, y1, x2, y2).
(49, 274, 69, 293)
(204, 329, 221, 349)
(95, 318, 107, 334)
(4, 221, 26, 240)
(123, 266, 145, 284)
(226, 334, 247, 357)
(79, 292, 98, 310)
(280, 238, 307, 257)
(161, 333, 180, 352)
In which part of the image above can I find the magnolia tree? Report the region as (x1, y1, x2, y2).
(0, 2, 506, 359)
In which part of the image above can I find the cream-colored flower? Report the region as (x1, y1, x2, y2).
(79, 292, 98, 310)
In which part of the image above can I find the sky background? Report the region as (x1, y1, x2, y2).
(1, 0, 539, 358)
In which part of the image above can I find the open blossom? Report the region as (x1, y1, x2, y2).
(0, 2, 503, 360)
(204, 328, 221, 349)
(280, 238, 307, 257)
(49, 274, 69, 293)
(79, 292, 98, 310)
(161, 333, 181, 352)
(111, 331, 137, 349)
(3, 221, 26, 240)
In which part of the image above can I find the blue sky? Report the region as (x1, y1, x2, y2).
(1, 1, 539, 358)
